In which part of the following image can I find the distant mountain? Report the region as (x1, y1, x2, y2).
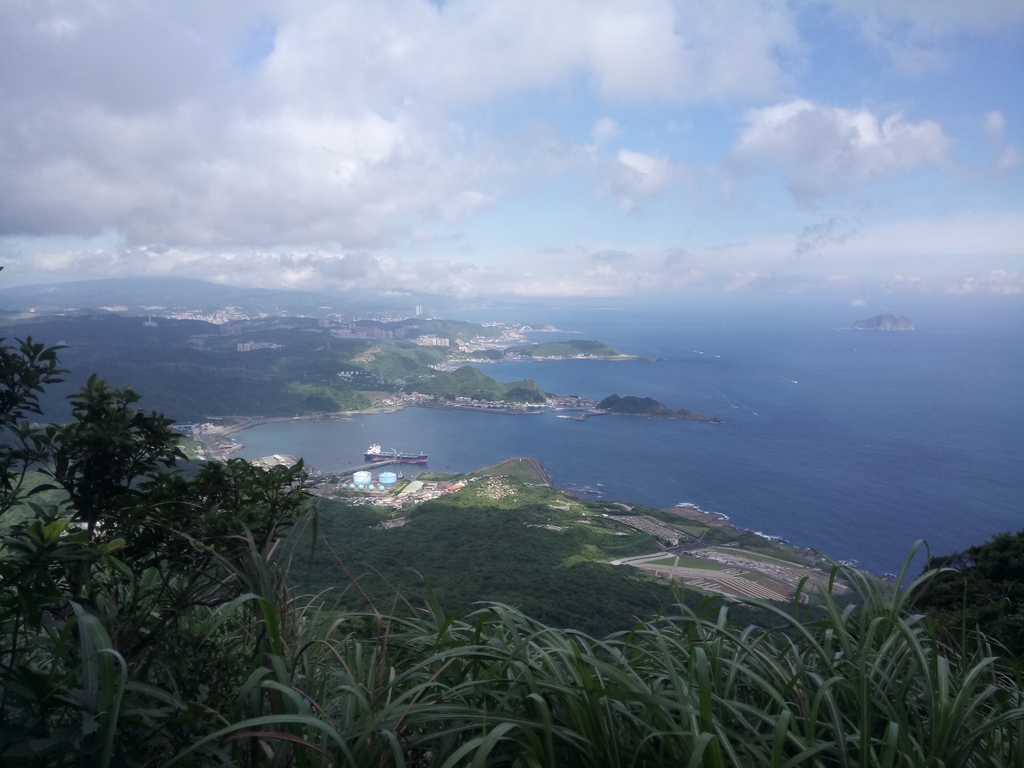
(851, 314, 914, 331)
(0, 277, 335, 314)
(0, 276, 458, 315)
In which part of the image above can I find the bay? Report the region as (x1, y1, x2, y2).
(235, 302, 1024, 575)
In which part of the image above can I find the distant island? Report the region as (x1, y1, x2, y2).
(504, 339, 653, 360)
(596, 394, 722, 422)
(851, 314, 914, 331)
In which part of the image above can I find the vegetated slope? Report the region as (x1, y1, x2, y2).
(596, 393, 720, 421)
(291, 484, 778, 635)
(505, 339, 622, 357)
(403, 364, 547, 403)
(361, 345, 450, 382)
(597, 393, 666, 414)
(0, 314, 373, 422)
(913, 528, 1024, 657)
(0, 313, 548, 420)
(292, 501, 668, 635)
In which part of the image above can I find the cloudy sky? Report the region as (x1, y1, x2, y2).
(1, 0, 1022, 298)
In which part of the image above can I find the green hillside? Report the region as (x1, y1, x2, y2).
(290, 498, 669, 636)
(361, 344, 449, 382)
(597, 393, 666, 414)
(403, 364, 547, 402)
(0, 313, 377, 422)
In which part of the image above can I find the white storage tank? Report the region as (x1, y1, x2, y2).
(353, 470, 372, 486)
(379, 471, 398, 486)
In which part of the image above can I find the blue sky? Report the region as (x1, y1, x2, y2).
(0, 1, 1021, 299)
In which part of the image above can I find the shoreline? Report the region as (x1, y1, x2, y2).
(200, 400, 545, 438)
(448, 355, 660, 367)
(193, 418, 865, 577)
(192, 396, 722, 461)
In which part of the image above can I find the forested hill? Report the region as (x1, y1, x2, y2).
(403, 364, 546, 403)
(597, 394, 665, 414)
(596, 393, 721, 422)
(0, 313, 548, 422)
(0, 313, 374, 422)
(912, 528, 1024, 656)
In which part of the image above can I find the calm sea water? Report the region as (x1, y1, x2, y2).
(236, 300, 1024, 574)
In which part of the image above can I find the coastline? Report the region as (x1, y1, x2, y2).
(195, 414, 868, 581)
(190, 400, 545, 459)
(444, 354, 661, 367)
(192, 395, 722, 462)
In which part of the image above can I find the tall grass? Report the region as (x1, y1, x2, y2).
(166, 541, 1024, 767)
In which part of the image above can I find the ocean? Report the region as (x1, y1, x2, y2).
(235, 299, 1024, 575)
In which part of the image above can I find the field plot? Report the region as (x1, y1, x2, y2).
(608, 515, 692, 545)
(646, 556, 724, 570)
(693, 548, 836, 591)
(638, 563, 792, 601)
(616, 544, 846, 603)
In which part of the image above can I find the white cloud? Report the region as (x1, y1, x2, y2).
(11, 245, 492, 296)
(982, 111, 1023, 171)
(948, 269, 1022, 295)
(5, 241, 714, 298)
(0, 1, 1018, 296)
(825, 0, 1024, 75)
(589, 250, 634, 263)
(831, 211, 1024, 259)
(795, 217, 860, 257)
(439, 191, 494, 222)
(591, 117, 620, 145)
(725, 271, 761, 292)
(984, 110, 1007, 142)
(732, 99, 948, 200)
(850, 298, 866, 306)
(0, 0, 803, 250)
(996, 147, 1024, 171)
(263, 0, 799, 107)
(601, 149, 681, 212)
(826, 0, 1024, 38)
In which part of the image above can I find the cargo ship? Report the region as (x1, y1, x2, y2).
(364, 444, 428, 464)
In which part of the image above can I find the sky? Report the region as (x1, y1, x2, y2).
(1, 0, 1022, 300)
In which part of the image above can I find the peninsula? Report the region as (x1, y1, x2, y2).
(594, 394, 722, 422)
(852, 314, 914, 331)
(504, 339, 655, 360)
(300, 457, 844, 617)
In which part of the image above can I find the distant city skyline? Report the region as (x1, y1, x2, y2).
(0, 1, 1021, 299)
